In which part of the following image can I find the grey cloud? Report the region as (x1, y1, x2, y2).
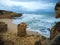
(12, 0, 58, 3)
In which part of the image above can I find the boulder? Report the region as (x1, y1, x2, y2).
(17, 22, 27, 37)
(0, 22, 7, 33)
(51, 35, 60, 45)
(50, 22, 60, 40)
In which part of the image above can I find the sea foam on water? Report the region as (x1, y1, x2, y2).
(12, 14, 59, 38)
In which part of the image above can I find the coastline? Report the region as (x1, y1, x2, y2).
(0, 19, 50, 38)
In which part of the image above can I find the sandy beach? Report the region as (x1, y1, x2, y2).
(0, 19, 40, 36)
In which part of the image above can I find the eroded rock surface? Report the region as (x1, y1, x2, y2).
(17, 22, 27, 37)
(0, 22, 7, 33)
(50, 22, 60, 40)
(0, 22, 43, 45)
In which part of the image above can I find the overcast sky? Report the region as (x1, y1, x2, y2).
(0, 0, 59, 14)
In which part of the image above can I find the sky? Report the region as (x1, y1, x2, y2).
(0, 0, 59, 15)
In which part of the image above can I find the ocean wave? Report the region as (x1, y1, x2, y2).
(12, 14, 60, 38)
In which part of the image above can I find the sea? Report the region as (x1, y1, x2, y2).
(12, 14, 60, 38)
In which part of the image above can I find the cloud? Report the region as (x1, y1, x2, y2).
(12, 0, 58, 3)
(0, 0, 55, 11)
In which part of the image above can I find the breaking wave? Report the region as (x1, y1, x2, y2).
(12, 14, 60, 38)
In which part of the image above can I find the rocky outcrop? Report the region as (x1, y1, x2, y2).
(55, 2, 60, 18)
(50, 26, 56, 40)
(50, 21, 60, 44)
(55, 13, 60, 18)
(0, 22, 7, 33)
(17, 22, 27, 37)
(0, 22, 43, 45)
(0, 10, 22, 19)
(0, 36, 4, 45)
(51, 34, 60, 45)
(0, 31, 42, 45)
(34, 39, 42, 45)
(49, 1, 60, 41)
(50, 22, 60, 40)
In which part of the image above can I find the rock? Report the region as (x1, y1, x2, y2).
(50, 22, 60, 40)
(34, 39, 42, 45)
(50, 26, 56, 40)
(0, 36, 4, 45)
(55, 2, 60, 18)
(17, 22, 27, 37)
(51, 35, 60, 45)
(0, 22, 7, 33)
(40, 36, 49, 45)
(0, 10, 22, 19)
(4, 41, 14, 45)
(50, 2, 60, 40)
(0, 21, 47, 45)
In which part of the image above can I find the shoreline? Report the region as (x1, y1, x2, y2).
(0, 19, 50, 38)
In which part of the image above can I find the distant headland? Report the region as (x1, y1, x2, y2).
(0, 10, 22, 19)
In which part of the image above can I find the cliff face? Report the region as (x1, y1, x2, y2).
(50, 2, 60, 40)
(50, 22, 60, 40)
(51, 35, 60, 45)
(55, 13, 60, 18)
(0, 10, 22, 19)
(55, 2, 60, 18)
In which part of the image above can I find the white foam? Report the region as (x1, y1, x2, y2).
(12, 14, 58, 38)
(27, 28, 50, 38)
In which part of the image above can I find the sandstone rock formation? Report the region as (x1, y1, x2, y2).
(0, 21, 43, 45)
(0, 10, 22, 19)
(50, 22, 60, 40)
(0, 22, 7, 33)
(50, 26, 56, 40)
(51, 34, 60, 45)
(0, 31, 42, 45)
(17, 22, 27, 37)
(0, 36, 4, 45)
(0, 21, 49, 45)
(55, 2, 60, 18)
(35, 39, 42, 45)
(50, 2, 60, 40)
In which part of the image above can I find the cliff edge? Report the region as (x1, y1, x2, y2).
(0, 10, 22, 19)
